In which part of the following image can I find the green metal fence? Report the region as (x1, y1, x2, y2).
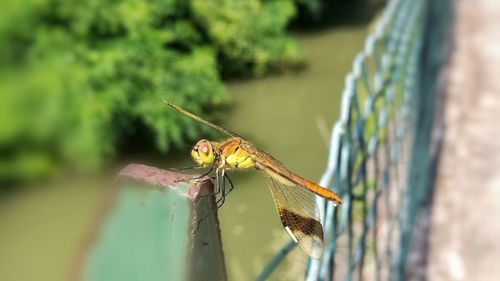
(257, 0, 451, 280)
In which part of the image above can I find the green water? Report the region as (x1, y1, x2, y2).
(0, 26, 367, 281)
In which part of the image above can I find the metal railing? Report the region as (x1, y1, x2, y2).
(257, 0, 451, 280)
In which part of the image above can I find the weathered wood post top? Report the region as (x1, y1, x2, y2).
(78, 163, 226, 281)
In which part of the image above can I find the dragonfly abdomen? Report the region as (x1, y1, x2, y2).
(294, 176, 342, 206)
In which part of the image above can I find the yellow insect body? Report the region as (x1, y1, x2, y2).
(220, 139, 255, 169)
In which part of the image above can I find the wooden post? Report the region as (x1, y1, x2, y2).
(77, 164, 226, 281)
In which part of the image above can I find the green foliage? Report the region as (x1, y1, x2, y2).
(0, 0, 304, 184)
(191, 0, 301, 76)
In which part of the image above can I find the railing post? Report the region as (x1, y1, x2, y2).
(76, 164, 226, 281)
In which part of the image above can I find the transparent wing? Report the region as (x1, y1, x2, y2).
(268, 178, 324, 259)
(161, 100, 241, 138)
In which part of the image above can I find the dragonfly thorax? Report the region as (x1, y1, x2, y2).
(218, 138, 255, 169)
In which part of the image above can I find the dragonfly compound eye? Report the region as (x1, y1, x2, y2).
(191, 139, 215, 166)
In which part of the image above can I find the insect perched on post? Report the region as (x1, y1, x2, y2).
(162, 100, 342, 259)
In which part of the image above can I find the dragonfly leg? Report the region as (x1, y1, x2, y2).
(192, 167, 214, 180)
(174, 166, 202, 172)
(224, 173, 234, 196)
(216, 170, 226, 208)
(200, 168, 221, 197)
(173, 167, 213, 183)
(193, 170, 221, 231)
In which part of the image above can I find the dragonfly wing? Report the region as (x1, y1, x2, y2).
(161, 100, 241, 138)
(268, 177, 324, 259)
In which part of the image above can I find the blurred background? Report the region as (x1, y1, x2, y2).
(0, 0, 384, 280)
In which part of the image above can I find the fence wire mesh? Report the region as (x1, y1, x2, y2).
(257, 0, 451, 280)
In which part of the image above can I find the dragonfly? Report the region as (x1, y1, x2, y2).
(162, 100, 342, 259)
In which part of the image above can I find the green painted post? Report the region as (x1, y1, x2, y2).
(78, 164, 226, 281)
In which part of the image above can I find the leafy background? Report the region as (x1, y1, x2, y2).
(0, 0, 324, 184)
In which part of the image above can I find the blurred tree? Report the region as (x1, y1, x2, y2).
(190, 0, 301, 76)
(0, 0, 304, 184)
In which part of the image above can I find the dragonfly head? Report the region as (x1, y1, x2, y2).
(191, 139, 216, 167)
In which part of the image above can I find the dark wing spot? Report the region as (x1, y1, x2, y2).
(278, 208, 322, 236)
